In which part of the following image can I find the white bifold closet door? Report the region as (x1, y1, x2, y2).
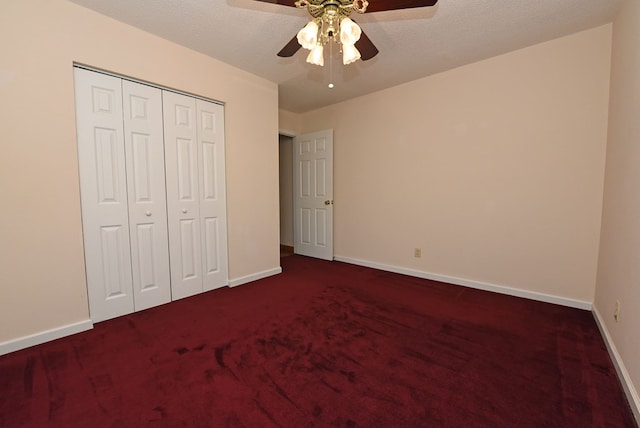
(75, 68, 229, 321)
(163, 91, 229, 300)
(75, 68, 171, 322)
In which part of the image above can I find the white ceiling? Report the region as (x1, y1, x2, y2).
(68, 0, 622, 113)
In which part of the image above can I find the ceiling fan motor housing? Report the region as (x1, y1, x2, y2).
(298, 0, 365, 19)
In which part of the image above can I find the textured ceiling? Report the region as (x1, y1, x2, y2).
(68, 0, 622, 113)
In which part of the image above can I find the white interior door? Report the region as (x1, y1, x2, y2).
(163, 91, 203, 300)
(293, 129, 334, 260)
(122, 80, 171, 310)
(75, 68, 134, 322)
(196, 99, 229, 291)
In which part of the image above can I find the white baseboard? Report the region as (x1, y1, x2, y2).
(0, 266, 285, 355)
(333, 256, 592, 310)
(228, 266, 282, 287)
(0, 319, 93, 356)
(592, 307, 640, 423)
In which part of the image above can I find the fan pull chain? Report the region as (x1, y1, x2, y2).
(328, 41, 334, 89)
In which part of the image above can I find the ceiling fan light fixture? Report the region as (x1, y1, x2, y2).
(292, 1, 371, 67)
(297, 20, 319, 50)
(269, 0, 440, 67)
(307, 44, 325, 66)
(339, 17, 361, 45)
(342, 43, 361, 65)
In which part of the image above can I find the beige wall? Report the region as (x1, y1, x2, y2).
(595, 0, 640, 417)
(299, 25, 612, 304)
(0, 0, 279, 343)
(278, 109, 302, 135)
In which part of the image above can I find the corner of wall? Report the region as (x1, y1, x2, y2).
(592, 305, 640, 423)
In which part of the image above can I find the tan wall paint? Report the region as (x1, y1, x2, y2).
(595, 0, 640, 414)
(300, 26, 612, 303)
(0, 0, 279, 342)
(278, 109, 302, 135)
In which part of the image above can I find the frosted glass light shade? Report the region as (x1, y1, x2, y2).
(307, 44, 324, 66)
(297, 21, 319, 50)
(340, 18, 361, 45)
(342, 43, 361, 65)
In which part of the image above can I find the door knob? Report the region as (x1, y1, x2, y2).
(145, 211, 152, 217)
(182, 208, 188, 214)
(325, 200, 330, 205)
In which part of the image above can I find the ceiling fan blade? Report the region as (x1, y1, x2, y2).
(355, 29, 379, 61)
(365, 0, 438, 13)
(251, 0, 298, 7)
(277, 35, 302, 57)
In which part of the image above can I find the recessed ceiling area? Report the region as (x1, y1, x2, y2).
(68, 0, 623, 113)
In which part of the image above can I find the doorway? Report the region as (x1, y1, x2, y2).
(279, 134, 294, 257)
(279, 129, 334, 260)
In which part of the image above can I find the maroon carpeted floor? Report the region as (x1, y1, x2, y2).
(0, 256, 636, 427)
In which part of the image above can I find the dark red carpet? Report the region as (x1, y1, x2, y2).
(0, 256, 636, 427)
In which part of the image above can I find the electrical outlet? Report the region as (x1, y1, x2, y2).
(414, 248, 421, 258)
(614, 300, 621, 322)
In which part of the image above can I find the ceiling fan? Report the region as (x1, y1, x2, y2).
(252, 0, 439, 66)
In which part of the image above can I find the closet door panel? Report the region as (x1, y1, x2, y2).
(74, 68, 134, 322)
(122, 80, 171, 310)
(179, 218, 199, 279)
(163, 91, 203, 300)
(197, 100, 228, 290)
